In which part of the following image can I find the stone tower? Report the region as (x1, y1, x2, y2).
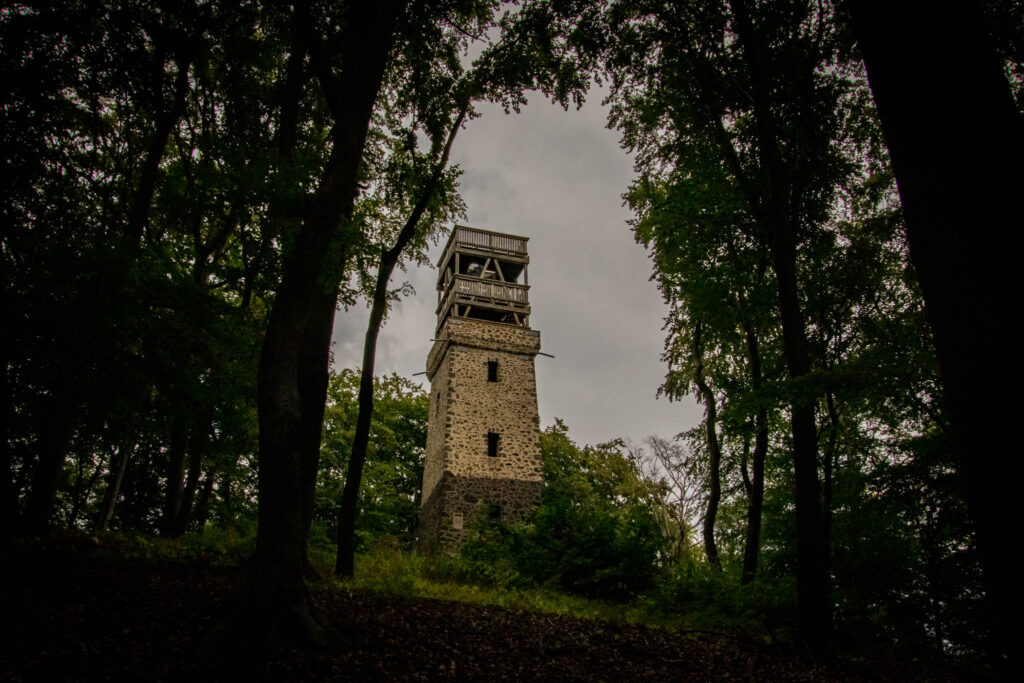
(418, 225, 543, 551)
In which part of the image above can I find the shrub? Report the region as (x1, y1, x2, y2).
(458, 422, 671, 601)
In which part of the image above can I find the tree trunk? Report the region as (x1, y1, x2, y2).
(220, 470, 234, 529)
(730, 0, 829, 647)
(297, 288, 337, 548)
(67, 449, 107, 530)
(846, 0, 1020, 662)
(246, 0, 401, 645)
(94, 439, 133, 533)
(740, 325, 767, 585)
(126, 27, 202, 244)
(193, 472, 215, 529)
(160, 415, 188, 537)
(770, 229, 828, 649)
(335, 100, 467, 578)
(334, 304, 381, 577)
(821, 391, 840, 581)
(271, 0, 323, 552)
(691, 321, 722, 570)
(23, 374, 79, 535)
(0, 339, 18, 537)
(170, 415, 212, 537)
(923, 501, 945, 656)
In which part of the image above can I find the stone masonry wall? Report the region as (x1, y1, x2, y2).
(419, 473, 543, 551)
(419, 318, 543, 550)
(420, 349, 450, 502)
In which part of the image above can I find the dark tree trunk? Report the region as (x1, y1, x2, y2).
(67, 450, 107, 530)
(170, 416, 212, 537)
(334, 299, 382, 578)
(297, 288, 336, 548)
(246, 0, 401, 645)
(335, 101, 467, 578)
(23, 375, 79, 535)
(0, 340, 18, 537)
(193, 472, 215, 529)
(740, 325, 767, 585)
(94, 439, 133, 533)
(126, 28, 202, 244)
(730, 0, 829, 648)
(160, 416, 188, 537)
(770, 227, 829, 649)
(691, 322, 722, 570)
(220, 470, 234, 529)
(821, 391, 840, 580)
(846, 0, 1021, 662)
(924, 502, 945, 656)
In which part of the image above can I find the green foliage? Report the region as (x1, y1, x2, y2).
(84, 523, 257, 568)
(319, 370, 429, 549)
(1, 1, 298, 537)
(649, 561, 797, 638)
(459, 420, 671, 601)
(591, 0, 984, 657)
(344, 543, 652, 626)
(351, 535, 427, 599)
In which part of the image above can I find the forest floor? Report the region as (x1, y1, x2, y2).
(1, 536, 989, 681)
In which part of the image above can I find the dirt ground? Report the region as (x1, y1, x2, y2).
(0, 540, 978, 681)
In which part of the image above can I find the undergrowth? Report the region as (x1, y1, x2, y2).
(76, 528, 795, 641)
(332, 536, 796, 641)
(339, 537, 652, 626)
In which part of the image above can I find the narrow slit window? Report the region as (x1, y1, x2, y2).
(487, 431, 500, 457)
(487, 360, 498, 382)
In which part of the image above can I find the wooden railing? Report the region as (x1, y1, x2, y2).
(438, 226, 528, 269)
(454, 226, 527, 255)
(438, 275, 529, 316)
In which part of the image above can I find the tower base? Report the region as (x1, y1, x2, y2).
(417, 472, 542, 553)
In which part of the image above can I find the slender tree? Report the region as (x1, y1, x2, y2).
(606, 0, 897, 646)
(336, 99, 468, 577)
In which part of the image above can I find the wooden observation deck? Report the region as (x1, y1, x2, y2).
(436, 225, 531, 334)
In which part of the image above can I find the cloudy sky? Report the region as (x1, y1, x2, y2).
(330, 92, 702, 448)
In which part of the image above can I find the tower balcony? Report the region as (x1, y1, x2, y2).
(435, 225, 532, 333)
(438, 226, 529, 273)
(436, 275, 530, 333)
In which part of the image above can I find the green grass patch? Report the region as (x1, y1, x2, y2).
(75, 529, 793, 641)
(327, 538, 666, 630)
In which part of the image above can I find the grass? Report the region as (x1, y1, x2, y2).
(338, 542, 653, 627)
(319, 536, 794, 640)
(83, 527, 791, 640)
